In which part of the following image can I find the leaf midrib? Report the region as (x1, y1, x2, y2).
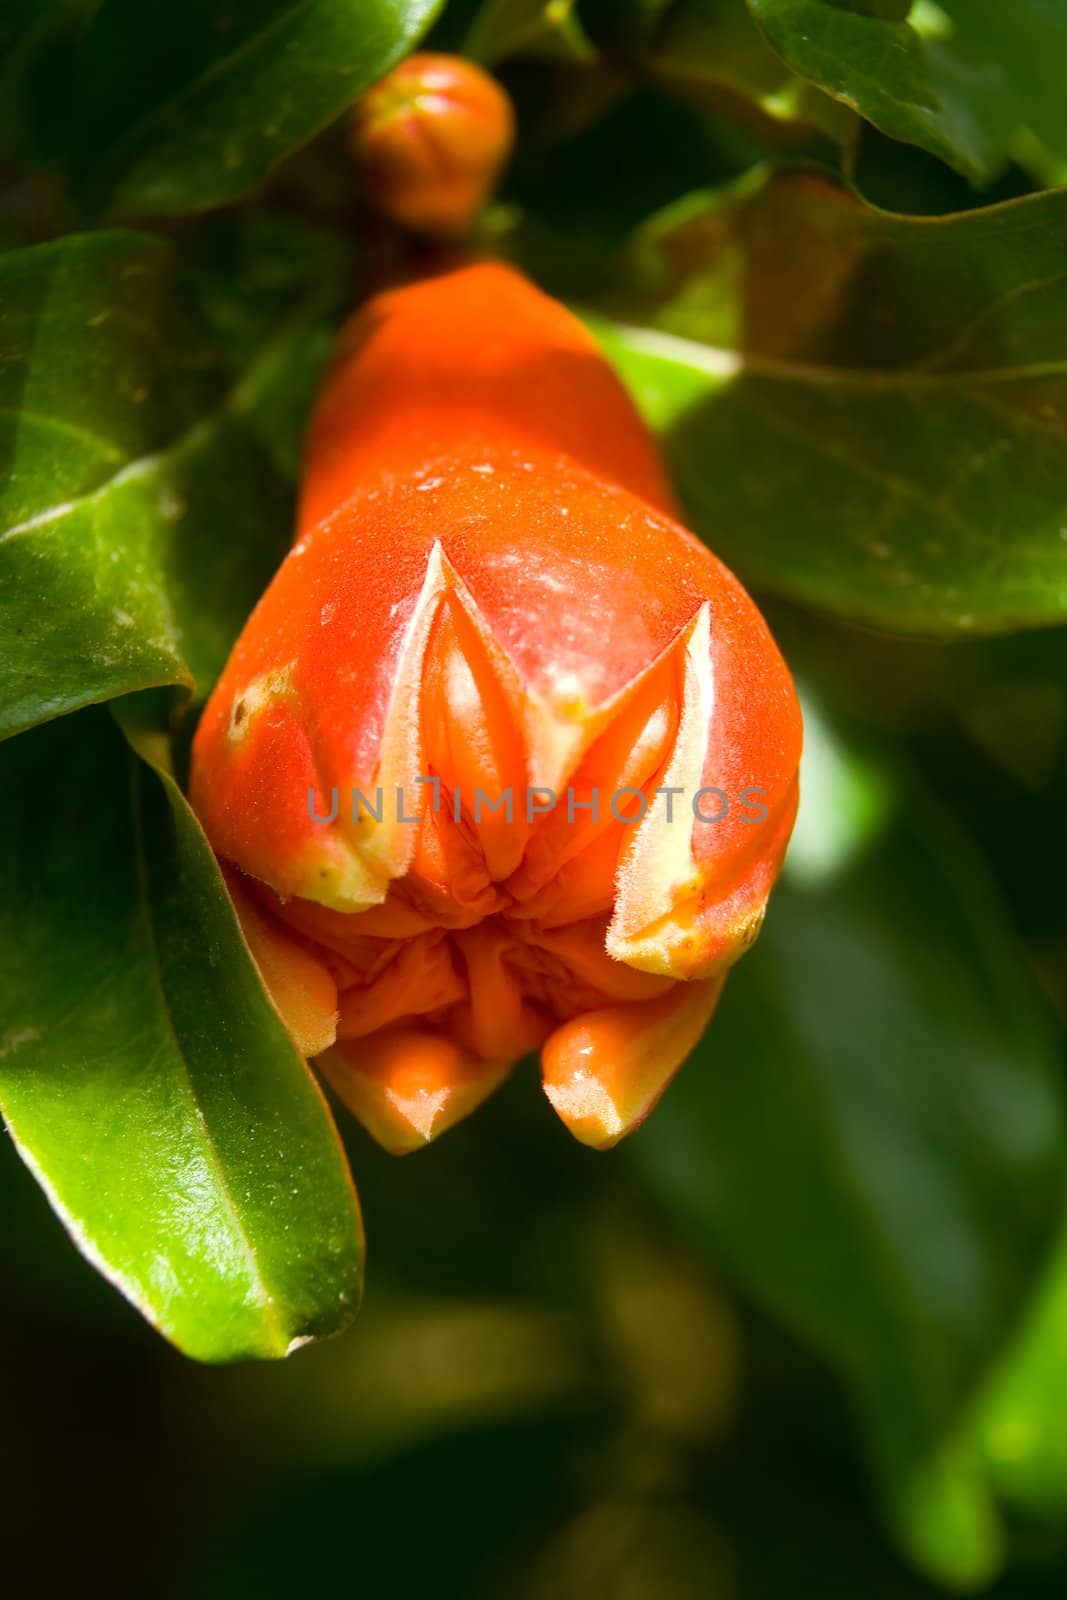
(607, 320, 1067, 393)
(0, 293, 316, 547)
(127, 752, 287, 1353)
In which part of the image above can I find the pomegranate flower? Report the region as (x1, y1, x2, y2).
(190, 262, 802, 1152)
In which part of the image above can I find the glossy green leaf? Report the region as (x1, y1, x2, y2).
(1, 232, 190, 735)
(632, 707, 1064, 1575)
(18, 0, 442, 215)
(593, 172, 1067, 635)
(633, 0, 855, 149)
(0, 228, 330, 741)
(747, 0, 1067, 184)
(0, 709, 363, 1361)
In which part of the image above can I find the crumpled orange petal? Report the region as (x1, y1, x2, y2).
(543, 976, 726, 1150)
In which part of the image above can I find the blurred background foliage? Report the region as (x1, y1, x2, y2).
(3, 2, 1067, 1596)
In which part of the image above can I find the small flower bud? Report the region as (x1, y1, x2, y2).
(351, 53, 515, 237)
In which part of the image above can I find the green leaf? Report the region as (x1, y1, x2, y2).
(631, 704, 1065, 1577)
(746, 0, 1004, 182)
(746, 0, 1067, 185)
(1, 232, 190, 735)
(936, 0, 1067, 187)
(633, 0, 856, 149)
(466, 0, 597, 64)
(592, 171, 1067, 636)
(885, 1431, 1003, 1590)
(183, 212, 352, 481)
(0, 227, 334, 741)
(13, 0, 442, 216)
(975, 1228, 1067, 1520)
(0, 709, 363, 1361)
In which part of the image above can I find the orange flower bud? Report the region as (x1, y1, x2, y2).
(350, 53, 515, 237)
(190, 261, 802, 1153)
